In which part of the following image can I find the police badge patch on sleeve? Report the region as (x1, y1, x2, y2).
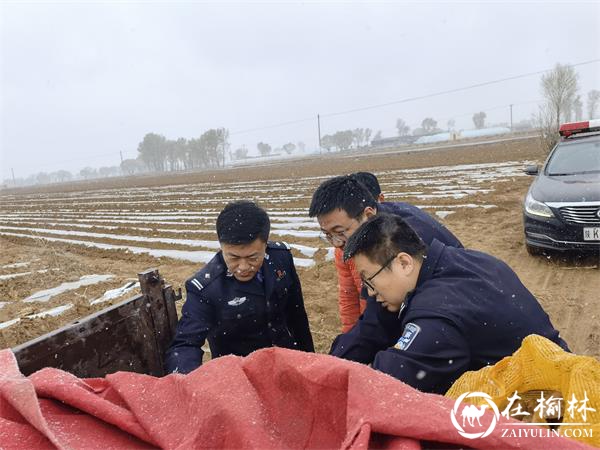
(394, 323, 421, 351)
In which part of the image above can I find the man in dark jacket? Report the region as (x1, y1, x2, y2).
(165, 201, 314, 374)
(330, 213, 569, 394)
(308, 175, 462, 331)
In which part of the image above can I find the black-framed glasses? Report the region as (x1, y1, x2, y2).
(320, 225, 353, 244)
(362, 254, 396, 292)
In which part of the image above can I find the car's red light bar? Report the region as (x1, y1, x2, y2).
(559, 119, 600, 137)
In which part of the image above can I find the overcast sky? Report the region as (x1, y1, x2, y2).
(1, 1, 599, 180)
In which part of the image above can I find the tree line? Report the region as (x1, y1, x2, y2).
(320, 128, 373, 152)
(130, 128, 230, 173)
(5, 63, 598, 188)
(395, 111, 513, 137)
(4, 127, 231, 187)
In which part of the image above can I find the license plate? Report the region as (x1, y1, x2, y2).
(583, 228, 600, 241)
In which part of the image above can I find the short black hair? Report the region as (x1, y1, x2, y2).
(351, 172, 381, 198)
(216, 201, 270, 244)
(308, 175, 377, 219)
(343, 214, 426, 265)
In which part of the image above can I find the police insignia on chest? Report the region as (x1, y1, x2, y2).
(228, 296, 247, 306)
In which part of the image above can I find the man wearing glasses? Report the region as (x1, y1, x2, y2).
(331, 214, 568, 394)
(308, 174, 462, 332)
(165, 201, 314, 374)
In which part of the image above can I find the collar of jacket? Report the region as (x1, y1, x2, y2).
(398, 240, 444, 312)
(414, 238, 445, 288)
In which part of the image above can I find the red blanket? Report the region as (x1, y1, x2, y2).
(0, 348, 593, 449)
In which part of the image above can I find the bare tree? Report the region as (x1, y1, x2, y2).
(137, 133, 168, 172)
(188, 138, 206, 169)
(352, 128, 364, 148)
(447, 119, 456, 131)
(541, 63, 579, 130)
(364, 128, 372, 145)
(216, 128, 229, 167)
(164, 140, 178, 171)
(396, 118, 410, 136)
(421, 117, 438, 133)
(534, 103, 559, 152)
(257, 142, 272, 156)
(321, 135, 334, 152)
(36, 172, 51, 185)
(198, 129, 226, 168)
(333, 130, 354, 151)
(472, 112, 486, 129)
(80, 167, 97, 180)
(121, 158, 144, 175)
(173, 138, 189, 170)
(234, 147, 248, 159)
(54, 170, 72, 182)
(573, 95, 583, 121)
(282, 142, 296, 154)
(98, 166, 114, 178)
(587, 90, 600, 119)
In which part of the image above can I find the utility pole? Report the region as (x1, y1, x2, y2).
(11, 168, 15, 185)
(120, 150, 124, 163)
(509, 104, 513, 132)
(317, 114, 322, 155)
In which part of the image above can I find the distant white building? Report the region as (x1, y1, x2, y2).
(459, 127, 511, 139)
(414, 132, 456, 145)
(414, 127, 511, 145)
(371, 135, 418, 149)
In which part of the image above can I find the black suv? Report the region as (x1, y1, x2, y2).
(523, 120, 600, 254)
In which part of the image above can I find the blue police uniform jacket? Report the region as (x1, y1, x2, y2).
(379, 202, 463, 248)
(330, 239, 569, 394)
(165, 241, 314, 374)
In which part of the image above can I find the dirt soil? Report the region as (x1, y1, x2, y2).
(1, 136, 598, 359)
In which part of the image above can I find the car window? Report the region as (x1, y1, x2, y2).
(546, 139, 600, 176)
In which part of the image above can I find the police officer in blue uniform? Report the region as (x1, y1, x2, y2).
(330, 214, 569, 394)
(165, 201, 314, 374)
(352, 171, 464, 249)
(308, 174, 463, 252)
